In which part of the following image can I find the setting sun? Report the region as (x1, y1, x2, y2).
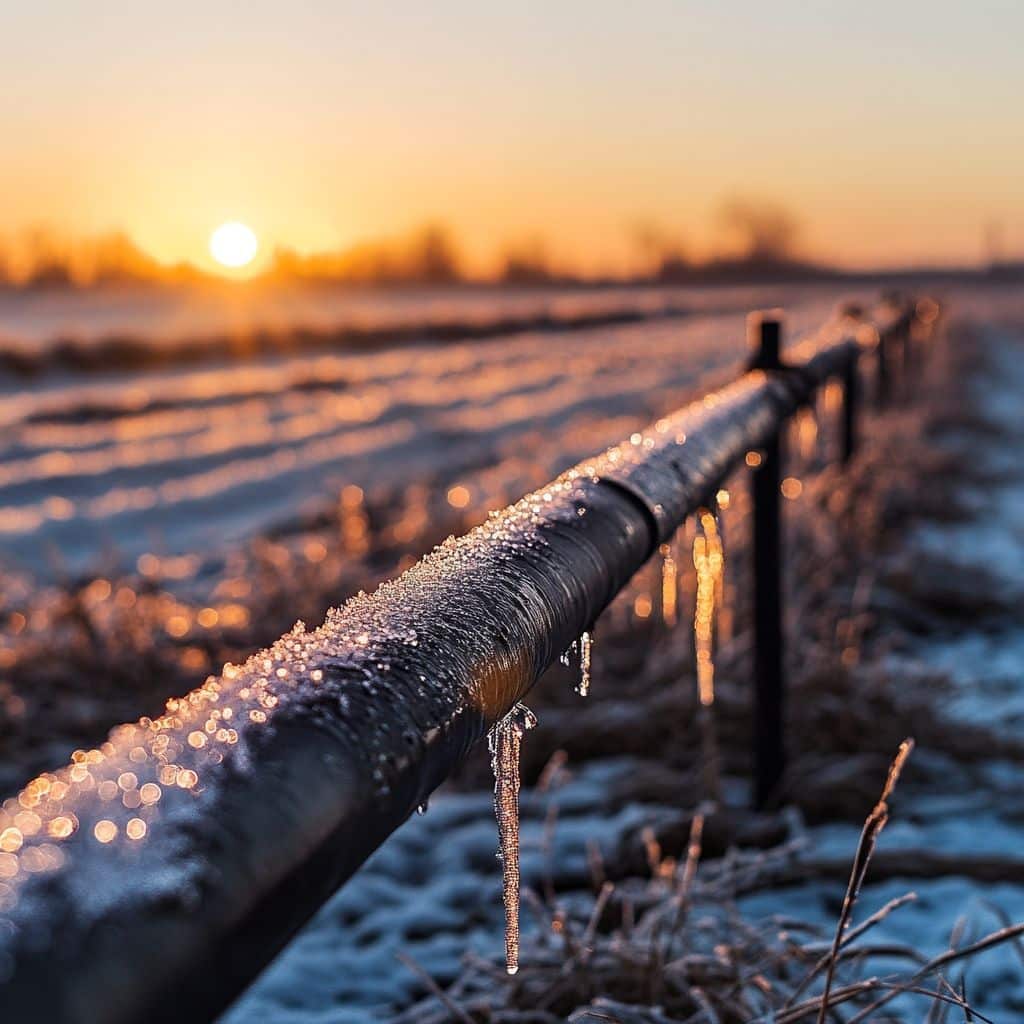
(209, 222, 259, 269)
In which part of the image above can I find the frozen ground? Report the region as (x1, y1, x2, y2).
(3, 284, 1024, 1019)
(0, 283, 847, 352)
(222, 759, 669, 1023)
(222, 311, 1024, 1021)
(0, 283, 875, 798)
(886, 324, 1024, 738)
(0, 283, 859, 578)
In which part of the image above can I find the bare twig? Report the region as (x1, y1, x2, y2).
(846, 920, 1024, 1023)
(787, 891, 917, 1006)
(816, 738, 914, 1024)
(396, 950, 475, 1024)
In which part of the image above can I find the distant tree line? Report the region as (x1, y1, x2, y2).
(3, 196, 992, 291)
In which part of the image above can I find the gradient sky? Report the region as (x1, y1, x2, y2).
(3, 1, 1022, 274)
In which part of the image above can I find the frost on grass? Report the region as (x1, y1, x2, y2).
(396, 743, 1024, 1024)
(489, 702, 537, 975)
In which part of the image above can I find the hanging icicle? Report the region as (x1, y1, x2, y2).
(796, 405, 819, 465)
(692, 507, 725, 802)
(559, 633, 591, 696)
(577, 631, 592, 697)
(489, 702, 537, 975)
(660, 540, 678, 627)
(712, 491, 732, 646)
(692, 509, 724, 708)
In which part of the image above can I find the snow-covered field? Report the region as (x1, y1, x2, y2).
(0, 284, 857, 579)
(4, 282, 1024, 1020)
(222, 301, 1024, 1021)
(0, 282, 848, 352)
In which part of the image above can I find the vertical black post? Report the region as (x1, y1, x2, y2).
(748, 312, 786, 809)
(841, 349, 860, 465)
(900, 315, 915, 397)
(875, 329, 890, 407)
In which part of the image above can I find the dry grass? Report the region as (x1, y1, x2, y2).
(0, 473, 495, 791)
(5, 309, 1021, 1021)
(393, 741, 1022, 1023)
(385, 316, 1024, 1019)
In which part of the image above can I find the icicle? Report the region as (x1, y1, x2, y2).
(796, 406, 818, 465)
(577, 631, 592, 696)
(712, 492, 731, 646)
(489, 702, 537, 975)
(559, 634, 590, 697)
(692, 508, 724, 802)
(660, 540, 678, 627)
(692, 509, 723, 709)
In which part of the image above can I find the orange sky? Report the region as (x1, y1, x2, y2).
(3, 2, 1022, 276)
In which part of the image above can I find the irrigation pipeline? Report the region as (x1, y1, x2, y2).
(0, 297, 936, 1024)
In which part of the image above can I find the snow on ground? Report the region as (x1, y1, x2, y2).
(740, 877, 1024, 1015)
(221, 758, 674, 1023)
(0, 282, 837, 351)
(4, 284, 1023, 1017)
(0, 284, 856, 578)
(738, 319, 1024, 1018)
(886, 322, 1024, 738)
(224, 310, 1024, 1021)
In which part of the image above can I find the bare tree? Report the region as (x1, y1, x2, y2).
(499, 236, 554, 284)
(410, 223, 462, 283)
(717, 198, 800, 262)
(631, 220, 689, 268)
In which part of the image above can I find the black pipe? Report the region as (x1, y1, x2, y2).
(842, 349, 860, 465)
(0, 325, 898, 1024)
(873, 301, 916, 406)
